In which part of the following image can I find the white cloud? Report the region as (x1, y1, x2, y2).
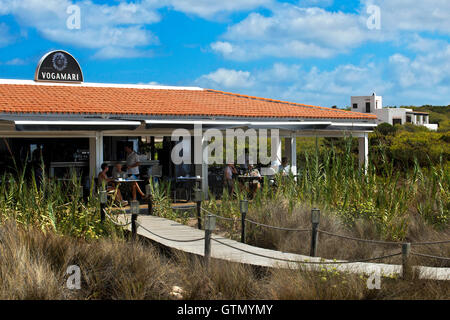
(363, 0, 450, 34)
(388, 45, 450, 95)
(196, 62, 391, 107)
(212, 5, 385, 60)
(406, 34, 448, 53)
(0, 22, 14, 46)
(196, 68, 255, 89)
(92, 47, 153, 60)
(166, 0, 272, 19)
(4, 58, 27, 65)
(0, 0, 161, 58)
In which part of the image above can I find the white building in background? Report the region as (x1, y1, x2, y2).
(350, 93, 438, 131)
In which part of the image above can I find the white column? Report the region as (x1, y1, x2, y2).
(89, 131, 103, 184)
(201, 135, 209, 199)
(290, 133, 297, 176)
(358, 132, 369, 172)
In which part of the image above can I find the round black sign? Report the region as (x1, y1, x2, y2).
(35, 50, 83, 83)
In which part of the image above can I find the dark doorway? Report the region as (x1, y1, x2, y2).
(365, 102, 371, 113)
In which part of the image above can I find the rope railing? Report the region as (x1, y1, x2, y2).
(200, 207, 449, 246)
(410, 252, 450, 261)
(200, 207, 236, 222)
(317, 229, 403, 246)
(211, 237, 402, 265)
(135, 221, 205, 243)
(411, 240, 450, 246)
(244, 217, 310, 232)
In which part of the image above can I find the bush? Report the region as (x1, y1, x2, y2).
(375, 123, 397, 136)
(390, 131, 449, 166)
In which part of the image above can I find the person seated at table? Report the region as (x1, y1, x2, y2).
(112, 162, 124, 178)
(98, 163, 127, 206)
(278, 157, 291, 176)
(124, 143, 146, 201)
(247, 164, 261, 198)
(223, 162, 237, 195)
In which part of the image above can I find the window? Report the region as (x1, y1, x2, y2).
(406, 115, 412, 123)
(365, 102, 370, 113)
(352, 103, 358, 109)
(392, 118, 402, 126)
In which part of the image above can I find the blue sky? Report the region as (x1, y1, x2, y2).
(0, 0, 449, 108)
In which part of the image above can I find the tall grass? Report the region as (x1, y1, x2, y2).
(1, 222, 448, 300)
(0, 163, 122, 239)
(203, 137, 449, 267)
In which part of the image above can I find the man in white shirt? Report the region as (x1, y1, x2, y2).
(125, 143, 145, 200)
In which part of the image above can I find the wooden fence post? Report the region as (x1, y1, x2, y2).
(99, 190, 107, 223)
(130, 200, 140, 240)
(402, 242, 412, 280)
(204, 214, 216, 269)
(240, 199, 248, 243)
(310, 208, 320, 257)
(195, 188, 203, 229)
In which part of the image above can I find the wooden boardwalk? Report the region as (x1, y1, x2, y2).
(115, 212, 450, 281)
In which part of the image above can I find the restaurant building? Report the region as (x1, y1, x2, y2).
(0, 51, 377, 199)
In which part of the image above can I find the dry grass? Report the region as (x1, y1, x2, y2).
(243, 201, 450, 267)
(0, 221, 448, 300)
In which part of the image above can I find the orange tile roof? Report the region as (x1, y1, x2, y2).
(0, 82, 377, 120)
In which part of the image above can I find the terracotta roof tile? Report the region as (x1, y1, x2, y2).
(0, 83, 377, 120)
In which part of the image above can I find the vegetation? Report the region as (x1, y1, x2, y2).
(1, 222, 448, 300)
(0, 113, 449, 299)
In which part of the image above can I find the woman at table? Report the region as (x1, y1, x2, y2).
(124, 143, 146, 200)
(98, 163, 127, 206)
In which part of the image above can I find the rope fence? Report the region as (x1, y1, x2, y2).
(211, 237, 402, 265)
(98, 197, 449, 278)
(317, 229, 403, 246)
(245, 217, 310, 232)
(410, 252, 450, 261)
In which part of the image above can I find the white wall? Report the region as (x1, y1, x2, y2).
(350, 94, 382, 114)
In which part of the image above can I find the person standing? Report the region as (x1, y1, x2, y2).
(223, 162, 237, 195)
(124, 143, 145, 200)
